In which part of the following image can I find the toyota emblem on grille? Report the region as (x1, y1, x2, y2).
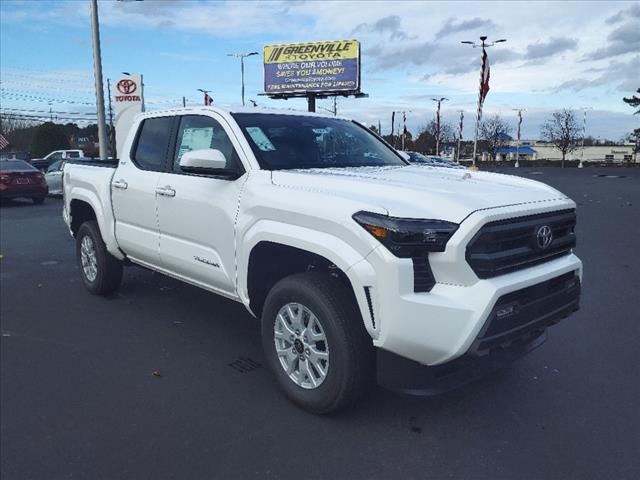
(536, 225, 553, 249)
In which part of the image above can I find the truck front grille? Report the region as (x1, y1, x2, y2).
(466, 209, 576, 279)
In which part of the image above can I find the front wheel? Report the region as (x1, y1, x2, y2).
(261, 272, 374, 414)
(76, 221, 123, 295)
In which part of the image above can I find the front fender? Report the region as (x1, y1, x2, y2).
(237, 220, 379, 338)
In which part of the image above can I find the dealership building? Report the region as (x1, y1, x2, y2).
(494, 140, 637, 163)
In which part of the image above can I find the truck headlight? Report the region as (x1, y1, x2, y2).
(353, 211, 458, 257)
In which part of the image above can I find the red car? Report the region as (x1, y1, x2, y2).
(0, 159, 48, 204)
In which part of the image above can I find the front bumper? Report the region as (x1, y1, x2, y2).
(376, 270, 580, 393)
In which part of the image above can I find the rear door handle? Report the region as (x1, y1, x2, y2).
(113, 179, 128, 190)
(156, 185, 176, 197)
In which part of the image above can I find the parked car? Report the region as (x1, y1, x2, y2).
(44, 157, 95, 195)
(63, 107, 582, 413)
(31, 149, 84, 171)
(405, 151, 466, 169)
(0, 159, 48, 203)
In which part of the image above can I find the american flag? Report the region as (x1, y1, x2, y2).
(459, 111, 464, 139)
(403, 112, 407, 136)
(479, 47, 490, 106)
(204, 92, 213, 106)
(0, 134, 9, 150)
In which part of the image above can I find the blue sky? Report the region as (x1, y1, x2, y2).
(1, 0, 638, 140)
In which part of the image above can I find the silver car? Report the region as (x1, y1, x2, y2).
(44, 159, 65, 195)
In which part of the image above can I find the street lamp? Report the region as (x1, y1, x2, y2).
(227, 51, 259, 107)
(431, 97, 448, 156)
(512, 108, 525, 168)
(579, 107, 591, 168)
(461, 36, 507, 170)
(197, 88, 213, 106)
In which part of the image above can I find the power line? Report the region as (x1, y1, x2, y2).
(1, 107, 97, 116)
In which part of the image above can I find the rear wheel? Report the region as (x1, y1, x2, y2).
(261, 272, 374, 414)
(76, 221, 123, 295)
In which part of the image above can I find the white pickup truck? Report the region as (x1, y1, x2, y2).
(63, 107, 582, 413)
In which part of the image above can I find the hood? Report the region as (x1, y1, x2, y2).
(271, 165, 569, 223)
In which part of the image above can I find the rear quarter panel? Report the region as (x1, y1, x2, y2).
(63, 163, 123, 259)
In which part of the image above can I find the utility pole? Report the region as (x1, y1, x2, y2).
(461, 36, 507, 170)
(89, 0, 108, 160)
(182, 96, 186, 107)
(431, 97, 448, 156)
(513, 108, 524, 168)
(107, 78, 116, 157)
(48, 102, 53, 122)
(227, 51, 258, 106)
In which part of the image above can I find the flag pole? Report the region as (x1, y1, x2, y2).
(462, 36, 507, 171)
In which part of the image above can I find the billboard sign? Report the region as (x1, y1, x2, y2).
(264, 40, 360, 95)
(114, 74, 143, 159)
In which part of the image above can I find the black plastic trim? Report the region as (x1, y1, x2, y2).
(412, 256, 436, 292)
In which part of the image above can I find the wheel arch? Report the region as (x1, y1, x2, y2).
(239, 223, 378, 337)
(68, 190, 124, 260)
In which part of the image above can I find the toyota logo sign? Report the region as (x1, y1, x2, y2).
(536, 225, 553, 249)
(116, 79, 137, 95)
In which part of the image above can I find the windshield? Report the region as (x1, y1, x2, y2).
(232, 113, 407, 170)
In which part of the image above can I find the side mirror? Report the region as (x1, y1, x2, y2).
(179, 149, 241, 179)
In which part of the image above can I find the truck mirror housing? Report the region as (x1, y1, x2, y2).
(179, 149, 227, 171)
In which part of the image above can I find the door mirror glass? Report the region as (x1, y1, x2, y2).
(179, 149, 227, 171)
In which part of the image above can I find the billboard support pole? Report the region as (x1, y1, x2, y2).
(308, 93, 316, 113)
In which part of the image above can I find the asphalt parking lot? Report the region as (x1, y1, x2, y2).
(1, 167, 639, 479)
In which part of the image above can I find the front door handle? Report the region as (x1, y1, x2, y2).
(113, 179, 128, 190)
(156, 185, 176, 197)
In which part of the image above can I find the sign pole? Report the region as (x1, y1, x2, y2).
(307, 93, 316, 112)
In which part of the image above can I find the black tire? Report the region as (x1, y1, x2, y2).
(32, 196, 45, 204)
(261, 272, 374, 414)
(76, 220, 123, 295)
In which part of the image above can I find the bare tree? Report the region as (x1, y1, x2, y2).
(479, 114, 512, 160)
(540, 109, 581, 167)
(415, 120, 455, 154)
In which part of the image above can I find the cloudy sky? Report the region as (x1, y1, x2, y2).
(1, 0, 638, 140)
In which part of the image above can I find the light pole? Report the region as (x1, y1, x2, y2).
(512, 108, 525, 168)
(197, 88, 213, 106)
(457, 110, 464, 163)
(227, 52, 258, 106)
(89, 0, 107, 160)
(461, 36, 507, 170)
(396, 111, 411, 150)
(579, 108, 590, 168)
(431, 97, 448, 156)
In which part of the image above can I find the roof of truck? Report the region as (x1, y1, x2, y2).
(138, 105, 349, 121)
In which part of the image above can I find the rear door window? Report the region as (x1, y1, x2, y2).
(132, 116, 173, 171)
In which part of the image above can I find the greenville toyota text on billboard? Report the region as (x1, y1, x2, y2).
(263, 39, 360, 95)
